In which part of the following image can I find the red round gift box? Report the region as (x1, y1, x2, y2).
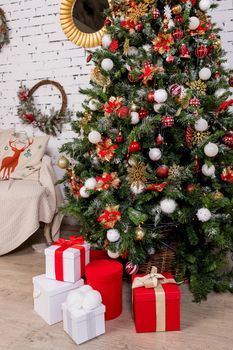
(86, 259, 123, 320)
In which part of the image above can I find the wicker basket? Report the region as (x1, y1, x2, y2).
(138, 244, 178, 275)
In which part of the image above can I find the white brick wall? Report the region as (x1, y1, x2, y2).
(0, 0, 232, 178)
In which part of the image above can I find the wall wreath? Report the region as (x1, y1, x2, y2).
(0, 8, 9, 51)
(17, 80, 71, 136)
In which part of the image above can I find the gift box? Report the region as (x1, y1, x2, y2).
(32, 274, 84, 325)
(62, 303, 106, 345)
(132, 268, 180, 333)
(45, 236, 90, 283)
(86, 259, 123, 320)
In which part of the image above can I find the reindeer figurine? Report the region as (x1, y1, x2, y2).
(0, 138, 33, 179)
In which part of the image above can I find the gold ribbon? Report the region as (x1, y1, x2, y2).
(132, 266, 176, 332)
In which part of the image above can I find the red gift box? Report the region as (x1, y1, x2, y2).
(86, 259, 123, 321)
(132, 272, 180, 333)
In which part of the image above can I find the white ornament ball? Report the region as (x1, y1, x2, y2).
(66, 290, 85, 309)
(107, 250, 120, 259)
(130, 183, 145, 195)
(85, 178, 97, 190)
(199, 0, 211, 12)
(153, 103, 164, 113)
(130, 112, 140, 125)
(102, 34, 112, 48)
(147, 247, 155, 255)
(160, 199, 177, 214)
(214, 88, 227, 98)
(189, 16, 200, 30)
(78, 285, 93, 294)
(88, 99, 99, 111)
(149, 148, 162, 161)
(82, 290, 102, 310)
(80, 186, 90, 198)
(199, 67, 211, 80)
(154, 89, 168, 103)
(101, 58, 114, 71)
(196, 208, 212, 222)
(128, 46, 139, 56)
(107, 229, 120, 242)
(204, 142, 219, 157)
(88, 130, 102, 144)
(202, 164, 215, 177)
(194, 118, 208, 132)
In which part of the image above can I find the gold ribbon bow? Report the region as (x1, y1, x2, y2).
(132, 266, 176, 289)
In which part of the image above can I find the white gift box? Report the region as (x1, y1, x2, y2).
(45, 241, 90, 283)
(62, 302, 106, 345)
(32, 274, 84, 325)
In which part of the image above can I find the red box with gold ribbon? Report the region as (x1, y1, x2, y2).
(132, 267, 180, 333)
(45, 236, 90, 283)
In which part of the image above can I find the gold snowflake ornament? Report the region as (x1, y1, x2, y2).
(168, 163, 184, 178)
(190, 80, 207, 96)
(128, 162, 147, 186)
(192, 130, 210, 146)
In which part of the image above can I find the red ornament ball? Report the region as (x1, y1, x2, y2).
(129, 141, 141, 153)
(125, 261, 139, 275)
(229, 76, 233, 87)
(189, 98, 200, 107)
(117, 106, 129, 119)
(172, 28, 184, 40)
(186, 183, 196, 193)
(175, 15, 184, 24)
(169, 84, 182, 97)
(139, 109, 149, 120)
(147, 90, 155, 103)
(156, 165, 169, 178)
(195, 45, 208, 59)
(116, 133, 124, 143)
(222, 132, 233, 148)
(135, 23, 143, 31)
(104, 18, 111, 26)
(166, 55, 174, 64)
(152, 8, 160, 19)
(155, 134, 164, 145)
(161, 115, 174, 127)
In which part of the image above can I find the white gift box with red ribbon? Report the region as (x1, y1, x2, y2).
(32, 274, 84, 325)
(45, 236, 90, 283)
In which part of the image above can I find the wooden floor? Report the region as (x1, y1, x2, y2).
(0, 231, 233, 350)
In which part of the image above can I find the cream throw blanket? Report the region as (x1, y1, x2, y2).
(0, 155, 64, 255)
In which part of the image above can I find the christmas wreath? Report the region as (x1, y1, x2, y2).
(17, 80, 71, 136)
(0, 8, 9, 50)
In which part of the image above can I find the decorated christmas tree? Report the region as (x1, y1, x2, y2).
(59, 0, 233, 301)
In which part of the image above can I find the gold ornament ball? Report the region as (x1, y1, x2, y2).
(131, 103, 138, 112)
(172, 5, 182, 15)
(57, 156, 69, 169)
(213, 191, 224, 200)
(135, 226, 145, 241)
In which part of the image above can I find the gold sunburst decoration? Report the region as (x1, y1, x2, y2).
(60, 0, 112, 48)
(128, 162, 147, 186)
(190, 80, 207, 96)
(192, 130, 210, 146)
(128, 3, 149, 21)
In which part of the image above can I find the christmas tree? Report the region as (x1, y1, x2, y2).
(60, 0, 233, 302)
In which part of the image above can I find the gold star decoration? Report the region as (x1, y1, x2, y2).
(192, 130, 210, 146)
(190, 80, 207, 96)
(128, 162, 147, 187)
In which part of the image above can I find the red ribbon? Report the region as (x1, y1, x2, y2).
(53, 236, 85, 281)
(216, 99, 233, 112)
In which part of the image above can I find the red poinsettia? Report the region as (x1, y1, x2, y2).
(23, 112, 34, 123)
(110, 39, 119, 53)
(97, 205, 121, 228)
(102, 96, 123, 117)
(18, 89, 29, 102)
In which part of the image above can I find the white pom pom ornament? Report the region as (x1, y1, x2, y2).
(88, 130, 102, 144)
(85, 178, 97, 190)
(101, 58, 114, 71)
(202, 164, 215, 177)
(130, 183, 145, 195)
(107, 229, 120, 242)
(82, 290, 102, 310)
(196, 208, 212, 222)
(149, 148, 162, 161)
(204, 143, 219, 157)
(199, 67, 211, 80)
(154, 89, 168, 103)
(102, 34, 112, 48)
(194, 118, 208, 132)
(199, 0, 211, 12)
(78, 285, 93, 294)
(189, 17, 200, 30)
(130, 112, 140, 125)
(88, 99, 99, 111)
(80, 186, 90, 198)
(160, 199, 177, 214)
